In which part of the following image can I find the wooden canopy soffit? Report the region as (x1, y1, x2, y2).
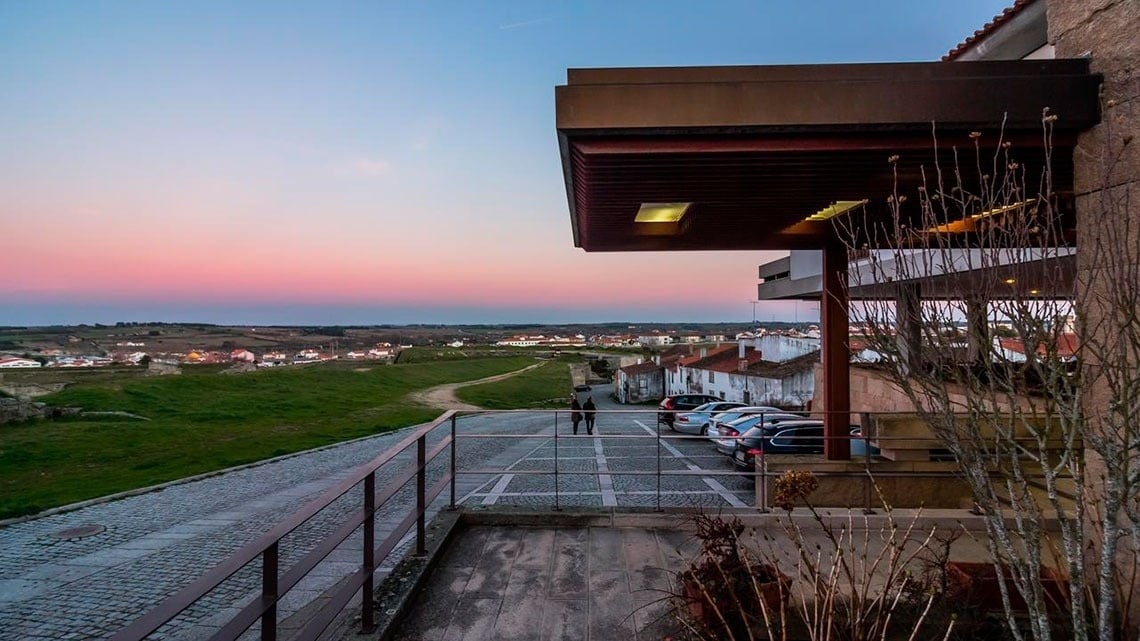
(556, 60, 1100, 252)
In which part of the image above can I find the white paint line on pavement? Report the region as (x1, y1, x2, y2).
(634, 420, 748, 508)
(593, 437, 618, 506)
(457, 434, 553, 505)
(482, 474, 515, 506)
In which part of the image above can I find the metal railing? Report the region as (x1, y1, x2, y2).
(111, 407, 1072, 640)
(111, 411, 458, 641)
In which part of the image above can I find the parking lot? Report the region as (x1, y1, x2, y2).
(454, 384, 755, 509)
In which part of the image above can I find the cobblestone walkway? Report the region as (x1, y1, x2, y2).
(0, 385, 752, 640)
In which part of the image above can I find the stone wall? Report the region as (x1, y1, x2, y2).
(0, 398, 81, 423)
(1049, 0, 1140, 626)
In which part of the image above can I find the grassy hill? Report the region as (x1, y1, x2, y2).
(0, 357, 535, 519)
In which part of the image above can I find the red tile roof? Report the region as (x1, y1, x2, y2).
(998, 333, 1079, 358)
(942, 0, 1039, 61)
(685, 346, 766, 374)
(619, 360, 664, 376)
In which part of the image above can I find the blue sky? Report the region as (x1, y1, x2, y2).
(1, 1, 1015, 326)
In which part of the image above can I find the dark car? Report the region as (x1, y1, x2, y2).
(574, 384, 592, 392)
(731, 422, 867, 474)
(658, 393, 722, 427)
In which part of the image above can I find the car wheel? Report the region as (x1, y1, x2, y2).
(700, 425, 707, 436)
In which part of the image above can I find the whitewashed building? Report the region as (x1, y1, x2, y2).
(0, 357, 41, 368)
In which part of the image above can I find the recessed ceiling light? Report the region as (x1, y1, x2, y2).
(806, 200, 868, 222)
(1029, 289, 1040, 295)
(970, 198, 1038, 220)
(1004, 278, 1017, 285)
(635, 202, 691, 223)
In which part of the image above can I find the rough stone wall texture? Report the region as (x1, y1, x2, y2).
(1050, 0, 1140, 627)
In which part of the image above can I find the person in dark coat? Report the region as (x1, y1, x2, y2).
(583, 397, 596, 435)
(570, 398, 583, 435)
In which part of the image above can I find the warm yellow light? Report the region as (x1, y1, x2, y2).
(806, 200, 868, 222)
(970, 198, 1038, 220)
(1029, 289, 1040, 295)
(635, 202, 691, 223)
(1004, 278, 1017, 285)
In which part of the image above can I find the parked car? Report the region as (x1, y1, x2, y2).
(673, 401, 747, 435)
(574, 384, 592, 392)
(848, 427, 881, 459)
(706, 406, 784, 441)
(731, 423, 870, 476)
(713, 412, 806, 455)
(658, 394, 722, 427)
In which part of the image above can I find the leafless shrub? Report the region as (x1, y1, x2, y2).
(831, 103, 1138, 641)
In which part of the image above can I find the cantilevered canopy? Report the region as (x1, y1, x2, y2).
(757, 250, 1077, 301)
(556, 60, 1100, 252)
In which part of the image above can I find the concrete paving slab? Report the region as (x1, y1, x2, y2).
(587, 527, 624, 569)
(465, 529, 521, 598)
(540, 599, 587, 641)
(491, 567, 547, 641)
(513, 527, 555, 570)
(549, 529, 588, 599)
(442, 597, 501, 641)
(588, 570, 637, 640)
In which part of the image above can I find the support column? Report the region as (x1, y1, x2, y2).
(966, 296, 989, 364)
(895, 283, 922, 376)
(822, 244, 850, 460)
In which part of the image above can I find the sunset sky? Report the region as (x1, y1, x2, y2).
(1, 1, 1014, 326)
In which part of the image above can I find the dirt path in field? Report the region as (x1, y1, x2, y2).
(408, 362, 546, 411)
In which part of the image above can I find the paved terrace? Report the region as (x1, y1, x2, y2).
(388, 509, 997, 641)
(395, 522, 692, 641)
(0, 386, 758, 640)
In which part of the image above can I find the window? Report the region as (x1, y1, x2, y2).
(708, 371, 715, 383)
(742, 390, 751, 404)
(719, 391, 725, 399)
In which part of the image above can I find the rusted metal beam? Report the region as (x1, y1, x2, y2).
(822, 244, 851, 460)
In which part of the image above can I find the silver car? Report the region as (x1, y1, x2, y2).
(672, 401, 747, 435)
(705, 406, 784, 442)
(714, 412, 806, 455)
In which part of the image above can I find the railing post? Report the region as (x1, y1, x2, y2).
(261, 542, 278, 641)
(449, 413, 457, 509)
(416, 434, 426, 556)
(863, 430, 874, 515)
(655, 418, 662, 512)
(759, 443, 769, 513)
(361, 473, 377, 632)
(554, 410, 560, 511)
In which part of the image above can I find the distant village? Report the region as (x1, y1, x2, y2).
(0, 324, 824, 371)
(0, 342, 403, 370)
(0, 321, 1074, 397)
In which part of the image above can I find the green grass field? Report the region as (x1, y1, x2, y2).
(455, 358, 575, 409)
(0, 357, 535, 519)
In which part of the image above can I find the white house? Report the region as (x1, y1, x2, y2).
(0, 357, 41, 368)
(667, 340, 819, 408)
(230, 349, 256, 363)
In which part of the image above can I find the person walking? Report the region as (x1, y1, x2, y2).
(583, 396, 596, 435)
(570, 397, 583, 435)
